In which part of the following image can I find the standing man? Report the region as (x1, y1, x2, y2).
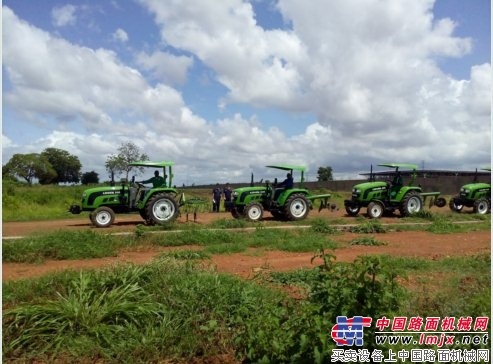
(223, 183, 233, 212)
(212, 184, 222, 212)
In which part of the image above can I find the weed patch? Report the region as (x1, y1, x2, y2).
(349, 220, 387, 233)
(350, 236, 386, 246)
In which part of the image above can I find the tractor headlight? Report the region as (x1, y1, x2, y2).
(353, 188, 360, 193)
(232, 191, 238, 198)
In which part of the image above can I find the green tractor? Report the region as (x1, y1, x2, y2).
(344, 163, 446, 219)
(69, 161, 181, 227)
(227, 164, 332, 222)
(449, 168, 491, 215)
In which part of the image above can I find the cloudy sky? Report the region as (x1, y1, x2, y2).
(2, 0, 491, 185)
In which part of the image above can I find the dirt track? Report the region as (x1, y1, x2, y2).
(2, 209, 491, 281)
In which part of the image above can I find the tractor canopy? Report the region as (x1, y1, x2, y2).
(378, 163, 418, 171)
(129, 161, 175, 168)
(129, 160, 175, 188)
(266, 164, 306, 185)
(265, 164, 306, 172)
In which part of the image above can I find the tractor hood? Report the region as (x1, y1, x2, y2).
(233, 185, 267, 194)
(352, 181, 387, 191)
(82, 185, 123, 195)
(461, 182, 491, 191)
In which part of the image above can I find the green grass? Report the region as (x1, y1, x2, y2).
(3, 252, 490, 362)
(2, 230, 136, 263)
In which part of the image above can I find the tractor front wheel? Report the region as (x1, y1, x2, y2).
(284, 194, 310, 221)
(400, 191, 423, 216)
(435, 197, 447, 208)
(367, 201, 384, 219)
(448, 197, 464, 212)
(231, 206, 244, 219)
(345, 205, 360, 216)
(473, 198, 489, 215)
(244, 202, 263, 221)
(91, 206, 115, 228)
(145, 193, 179, 225)
(139, 209, 148, 220)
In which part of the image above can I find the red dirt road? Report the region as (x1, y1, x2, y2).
(2, 210, 490, 282)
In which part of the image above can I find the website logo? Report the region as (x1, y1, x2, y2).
(331, 316, 373, 346)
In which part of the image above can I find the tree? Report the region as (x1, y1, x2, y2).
(81, 171, 99, 185)
(105, 142, 149, 181)
(41, 148, 82, 184)
(3, 153, 56, 184)
(317, 166, 334, 181)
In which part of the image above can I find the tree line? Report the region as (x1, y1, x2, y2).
(3, 141, 333, 185)
(2, 142, 149, 185)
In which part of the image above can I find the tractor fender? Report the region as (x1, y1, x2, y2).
(393, 186, 421, 202)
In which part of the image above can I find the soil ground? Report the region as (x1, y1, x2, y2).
(2, 208, 491, 281)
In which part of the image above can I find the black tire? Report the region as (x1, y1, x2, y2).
(244, 202, 263, 221)
(449, 197, 463, 212)
(473, 198, 489, 215)
(91, 206, 115, 228)
(434, 197, 447, 208)
(139, 209, 148, 220)
(145, 193, 179, 225)
(399, 191, 423, 216)
(367, 201, 384, 219)
(231, 208, 240, 219)
(270, 210, 285, 220)
(345, 205, 360, 216)
(284, 194, 309, 221)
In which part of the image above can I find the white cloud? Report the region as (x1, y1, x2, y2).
(139, 0, 489, 173)
(139, 0, 305, 108)
(51, 4, 77, 27)
(3, 7, 207, 138)
(112, 28, 128, 43)
(136, 51, 193, 85)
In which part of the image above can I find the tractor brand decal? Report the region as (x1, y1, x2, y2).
(102, 191, 119, 195)
(371, 187, 387, 191)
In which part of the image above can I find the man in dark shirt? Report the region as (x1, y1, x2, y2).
(223, 183, 233, 211)
(212, 184, 222, 212)
(139, 170, 166, 188)
(278, 173, 294, 189)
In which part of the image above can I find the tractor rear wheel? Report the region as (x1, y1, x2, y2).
(145, 193, 179, 225)
(473, 198, 489, 215)
(367, 201, 384, 219)
(284, 194, 309, 221)
(400, 191, 423, 216)
(91, 206, 115, 228)
(448, 197, 464, 212)
(244, 202, 263, 221)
